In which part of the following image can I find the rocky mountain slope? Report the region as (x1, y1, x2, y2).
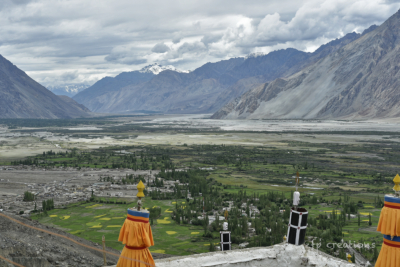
(212, 10, 400, 120)
(0, 211, 119, 267)
(73, 27, 375, 114)
(72, 70, 155, 112)
(57, 95, 91, 113)
(0, 55, 90, 119)
(208, 25, 378, 112)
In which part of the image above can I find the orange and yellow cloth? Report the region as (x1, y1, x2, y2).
(377, 195, 400, 237)
(376, 195, 400, 267)
(116, 209, 155, 267)
(375, 235, 400, 267)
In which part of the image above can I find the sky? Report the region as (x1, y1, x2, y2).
(1, 0, 400, 87)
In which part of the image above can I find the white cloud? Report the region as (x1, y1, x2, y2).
(0, 0, 399, 86)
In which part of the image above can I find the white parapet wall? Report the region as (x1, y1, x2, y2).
(109, 243, 360, 267)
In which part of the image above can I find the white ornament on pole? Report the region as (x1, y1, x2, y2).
(293, 191, 300, 206)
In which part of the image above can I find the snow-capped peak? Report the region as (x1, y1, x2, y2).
(245, 52, 266, 60)
(46, 83, 90, 97)
(139, 63, 189, 75)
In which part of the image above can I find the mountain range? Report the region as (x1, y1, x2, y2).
(2, 9, 400, 120)
(0, 55, 90, 119)
(212, 10, 400, 120)
(72, 25, 379, 115)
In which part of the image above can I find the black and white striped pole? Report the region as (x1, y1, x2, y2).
(287, 172, 308, 245)
(220, 221, 231, 251)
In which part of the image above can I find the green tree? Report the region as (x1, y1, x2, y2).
(373, 245, 379, 262)
(209, 241, 215, 252)
(23, 191, 35, 202)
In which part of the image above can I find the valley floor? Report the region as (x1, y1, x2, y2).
(0, 115, 396, 265)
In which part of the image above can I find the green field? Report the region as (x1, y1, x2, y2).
(32, 198, 219, 256)
(32, 198, 384, 259)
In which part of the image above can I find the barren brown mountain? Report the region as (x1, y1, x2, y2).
(0, 55, 90, 119)
(212, 10, 400, 120)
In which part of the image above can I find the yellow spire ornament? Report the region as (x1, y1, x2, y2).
(393, 174, 400, 197)
(137, 180, 145, 211)
(347, 254, 352, 263)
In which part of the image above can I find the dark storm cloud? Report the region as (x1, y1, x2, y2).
(0, 0, 399, 87)
(172, 33, 183, 44)
(151, 43, 170, 53)
(105, 48, 148, 65)
(61, 71, 79, 81)
(201, 34, 223, 45)
(177, 42, 207, 54)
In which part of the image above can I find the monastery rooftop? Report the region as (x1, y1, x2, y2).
(110, 243, 360, 267)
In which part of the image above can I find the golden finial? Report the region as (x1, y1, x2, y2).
(224, 210, 229, 220)
(137, 180, 145, 210)
(393, 174, 400, 196)
(283, 235, 287, 242)
(347, 254, 352, 263)
(137, 180, 145, 198)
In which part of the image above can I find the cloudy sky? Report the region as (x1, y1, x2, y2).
(1, 0, 400, 87)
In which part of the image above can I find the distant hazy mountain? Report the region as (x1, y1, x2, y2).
(0, 55, 90, 119)
(73, 70, 156, 112)
(47, 84, 90, 97)
(73, 25, 377, 114)
(212, 11, 400, 120)
(73, 59, 245, 113)
(72, 63, 190, 111)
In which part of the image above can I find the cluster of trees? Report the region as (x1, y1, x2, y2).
(149, 190, 178, 200)
(23, 191, 35, 202)
(16, 145, 178, 171)
(151, 177, 164, 187)
(159, 170, 378, 263)
(148, 206, 161, 225)
(11, 158, 39, 166)
(99, 176, 114, 182)
(374, 196, 384, 208)
(120, 174, 146, 185)
(41, 199, 54, 215)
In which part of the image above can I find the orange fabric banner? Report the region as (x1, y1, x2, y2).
(116, 210, 155, 267)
